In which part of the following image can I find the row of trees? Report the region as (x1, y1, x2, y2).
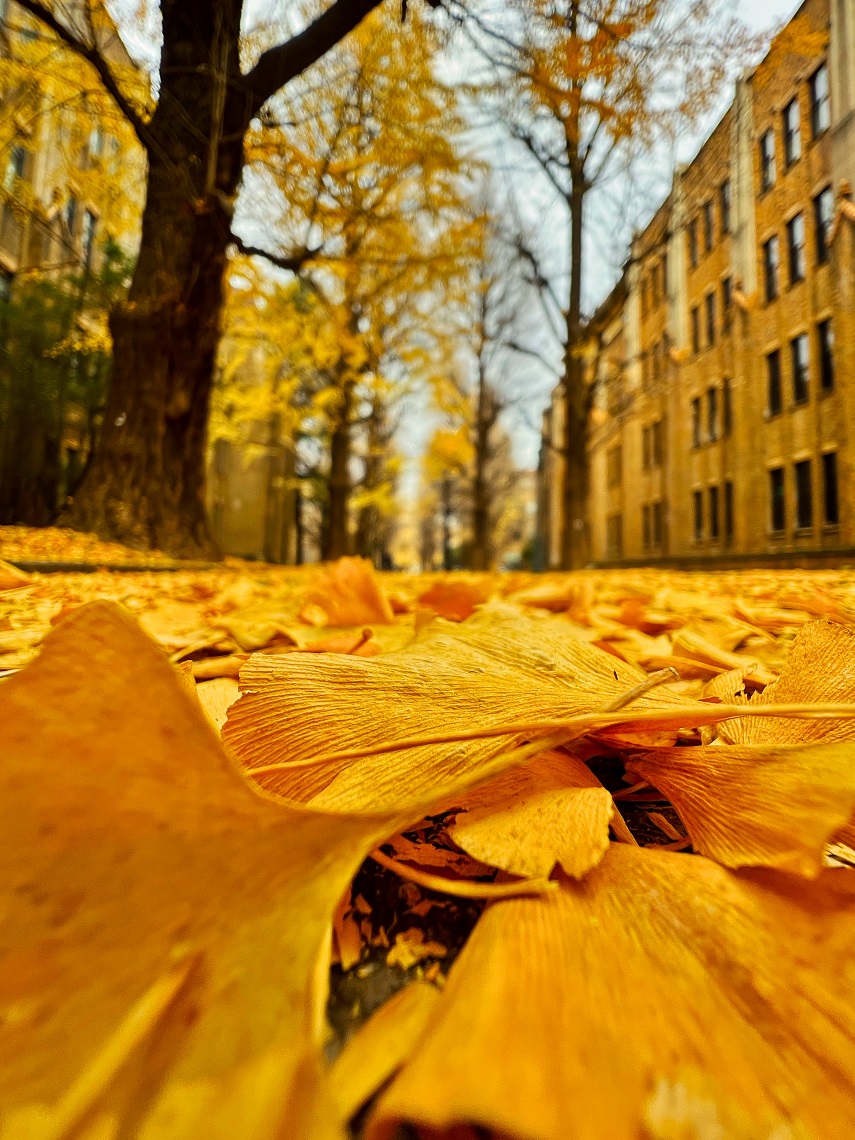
(6, 0, 751, 565)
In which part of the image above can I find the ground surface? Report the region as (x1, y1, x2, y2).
(3, 526, 855, 1139)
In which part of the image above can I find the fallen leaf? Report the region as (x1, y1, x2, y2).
(0, 602, 408, 1139)
(386, 928, 448, 970)
(329, 982, 440, 1124)
(367, 844, 855, 1140)
(627, 741, 855, 875)
(417, 577, 493, 621)
(447, 750, 614, 879)
(302, 558, 394, 627)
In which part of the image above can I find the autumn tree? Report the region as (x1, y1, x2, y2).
(14, 0, 448, 556)
(451, 0, 750, 568)
(243, 6, 476, 560)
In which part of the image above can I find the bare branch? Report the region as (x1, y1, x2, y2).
(230, 233, 318, 274)
(13, 0, 151, 149)
(245, 0, 385, 119)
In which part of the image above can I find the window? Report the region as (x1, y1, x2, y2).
(607, 445, 622, 489)
(818, 319, 834, 391)
(783, 98, 801, 166)
(82, 209, 97, 269)
(767, 349, 782, 416)
(823, 452, 839, 525)
(652, 501, 664, 548)
(787, 213, 805, 283)
(65, 195, 79, 237)
(693, 490, 704, 541)
(3, 145, 26, 191)
(691, 397, 701, 448)
(707, 387, 718, 442)
(723, 378, 733, 435)
(607, 514, 623, 559)
(709, 486, 720, 540)
(88, 127, 105, 161)
(769, 467, 786, 533)
(760, 129, 776, 191)
(642, 426, 651, 470)
(0, 268, 12, 303)
(691, 306, 700, 354)
(810, 63, 830, 138)
(724, 481, 734, 543)
(652, 419, 663, 466)
(721, 276, 733, 326)
(703, 200, 714, 252)
(763, 235, 779, 301)
(643, 504, 652, 550)
(688, 219, 699, 268)
(705, 292, 716, 346)
(791, 334, 809, 404)
(814, 186, 834, 264)
(720, 180, 731, 234)
(795, 459, 813, 530)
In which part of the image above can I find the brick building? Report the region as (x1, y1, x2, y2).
(539, 0, 855, 565)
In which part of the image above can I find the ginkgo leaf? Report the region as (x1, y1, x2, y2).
(417, 577, 493, 621)
(627, 741, 855, 876)
(447, 750, 614, 879)
(330, 983, 441, 1124)
(367, 844, 855, 1140)
(0, 558, 30, 591)
(302, 558, 394, 627)
(224, 614, 700, 808)
(0, 601, 411, 1140)
(722, 620, 855, 745)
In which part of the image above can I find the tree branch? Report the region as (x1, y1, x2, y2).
(230, 233, 318, 274)
(13, 0, 151, 149)
(245, 0, 385, 118)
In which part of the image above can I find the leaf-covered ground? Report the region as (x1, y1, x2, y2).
(3, 526, 855, 1139)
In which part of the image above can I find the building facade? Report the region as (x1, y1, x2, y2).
(541, 0, 855, 565)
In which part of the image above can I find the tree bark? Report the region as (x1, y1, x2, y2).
(470, 363, 492, 571)
(36, 0, 386, 556)
(322, 377, 354, 560)
(559, 171, 590, 570)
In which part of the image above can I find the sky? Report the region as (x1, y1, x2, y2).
(107, 0, 799, 498)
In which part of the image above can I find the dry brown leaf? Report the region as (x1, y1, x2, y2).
(367, 844, 855, 1140)
(627, 742, 855, 875)
(302, 558, 394, 627)
(386, 928, 448, 970)
(447, 750, 613, 880)
(329, 982, 440, 1124)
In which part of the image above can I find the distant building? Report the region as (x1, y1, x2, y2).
(540, 0, 855, 565)
(0, 0, 144, 292)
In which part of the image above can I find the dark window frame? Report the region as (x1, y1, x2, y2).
(795, 459, 813, 530)
(767, 349, 782, 416)
(769, 467, 786, 533)
(783, 97, 801, 166)
(787, 212, 806, 284)
(763, 235, 780, 301)
(791, 333, 809, 405)
(693, 490, 703, 541)
(823, 452, 839, 526)
(810, 63, 830, 138)
(814, 186, 833, 265)
(818, 318, 834, 391)
(760, 129, 776, 192)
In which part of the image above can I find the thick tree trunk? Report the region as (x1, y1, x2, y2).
(559, 176, 590, 570)
(61, 0, 246, 557)
(322, 379, 353, 560)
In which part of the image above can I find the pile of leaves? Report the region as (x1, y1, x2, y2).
(3, 546, 855, 1139)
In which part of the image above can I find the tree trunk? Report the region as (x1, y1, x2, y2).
(559, 173, 590, 571)
(470, 365, 491, 571)
(61, 0, 246, 558)
(322, 378, 353, 560)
